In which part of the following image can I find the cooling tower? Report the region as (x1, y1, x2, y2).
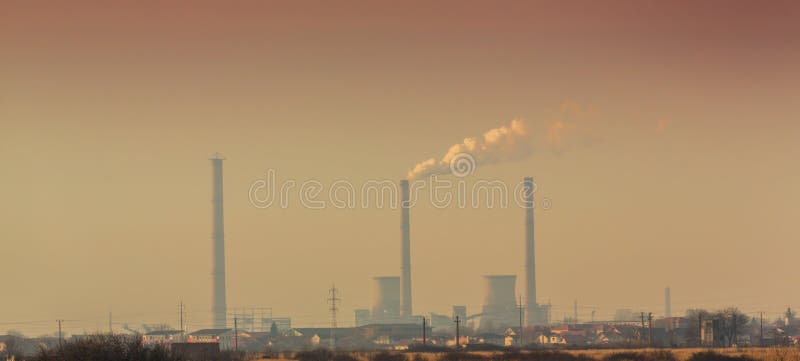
(372, 276, 401, 322)
(400, 180, 412, 318)
(523, 177, 540, 325)
(211, 154, 227, 329)
(480, 275, 518, 331)
(354, 309, 371, 327)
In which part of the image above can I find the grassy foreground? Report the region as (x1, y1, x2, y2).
(275, 348, 800, 361)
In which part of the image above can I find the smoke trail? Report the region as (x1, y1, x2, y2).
(407, 119, 532, 179)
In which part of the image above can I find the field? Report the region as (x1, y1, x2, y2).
(261, 348, 800, 361)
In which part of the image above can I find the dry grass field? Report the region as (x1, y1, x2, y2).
(255, 348, 800, 361)
(565, 348, 800, 361)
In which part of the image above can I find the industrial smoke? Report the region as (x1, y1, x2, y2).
(407, 119, 531, 179)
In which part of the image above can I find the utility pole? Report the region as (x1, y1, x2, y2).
(760, 312, 764, 346)
(648, 312, 653, 347)
(731, 312, 737, 347)
(454, 316, 461, 348)
(234, 317, 239, 352)
(422, 316, 427, 346)
(640, 312, 646, 344)
(517, 295, 525, 347)
(57, 320, 63, 346)
(179, 301, 185, 335)
(109, 311, 113, 334)
(327, 285, 340, 349)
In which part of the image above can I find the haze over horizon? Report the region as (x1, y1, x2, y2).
(2, 1, 799, 336)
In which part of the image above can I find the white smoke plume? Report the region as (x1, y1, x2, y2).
(407, 119, 533, 179)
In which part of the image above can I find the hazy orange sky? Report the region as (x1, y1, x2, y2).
(2, 1, 799, 335)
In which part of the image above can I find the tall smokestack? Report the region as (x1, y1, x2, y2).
(211, 154, 227, 329)
(524, 177, 537, 325)
(400, 179, 412, 318)
(665, 287, 671, 319)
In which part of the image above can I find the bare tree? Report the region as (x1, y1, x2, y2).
(685, 309, 710, 345)
(712, 307, 750, 346)
(3, 332, 23, 360)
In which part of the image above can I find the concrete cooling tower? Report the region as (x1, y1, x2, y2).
(479, 275, 518, 331)
(372, 276, 401, 322)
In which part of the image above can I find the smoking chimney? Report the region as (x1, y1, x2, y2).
(665, 287, 671, 319)
(211, 154, 227, 329)
(523, 177, 538, 325)
(400, 179, 412, 318)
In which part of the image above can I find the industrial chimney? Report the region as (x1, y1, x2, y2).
(400, 179, 412, 318)
(523, 177, 538, 325)
(211, 154, 227, 329)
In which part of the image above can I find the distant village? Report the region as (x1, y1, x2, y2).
(3, 307, 800, 357)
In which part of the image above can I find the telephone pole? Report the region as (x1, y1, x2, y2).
(640, 312, 646, 344)
(517, 295, 525, 347)
(327, 285, 341, 349)
(731, 312, 737, 347)
(109, 311, 113, 334)
(648, 312, 654, 346)
(234, 317, 239, 352)
(760, 312, 764, 346)
(422, 316, 427, 346)
(454, 316, 461, 348)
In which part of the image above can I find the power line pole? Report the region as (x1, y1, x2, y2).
(327, 285, 340, 350)
(422, 316, 427, 346)
(648, 312, 653, 347)
(760, 312, 764, 346)
(109, 311, 113, 334)
(179, 301, 185, 335)
(640, 312, 646, 345)
(454, 316, 461, 348)
(57, 319, 63, 346)
(234, 317, 238, 352)
(518, 300, 524, 347)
